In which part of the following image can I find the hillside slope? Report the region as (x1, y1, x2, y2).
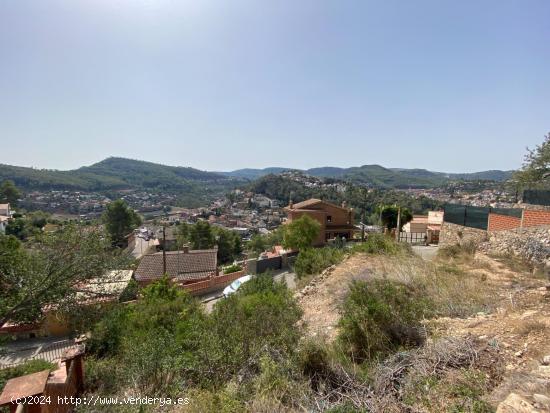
(0, 157, 241, 192)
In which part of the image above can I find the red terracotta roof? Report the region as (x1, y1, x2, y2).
(287, 198, 351, 212)
(135, 249, 217, 283)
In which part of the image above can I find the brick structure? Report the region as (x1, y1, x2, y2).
(284, 199, 355, 246)
(488, 213, 522, 231)
(523, 209, 550, 228)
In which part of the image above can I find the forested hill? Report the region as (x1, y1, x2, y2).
(0, 157, 241, 192)
(223, 165, 513, 187)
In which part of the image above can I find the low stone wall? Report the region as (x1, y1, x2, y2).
(481, 226, 550, 266)
(440, 222, 550, 266)
(439, 222, 488, 247)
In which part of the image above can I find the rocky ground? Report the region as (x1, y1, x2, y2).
(296, 251, 550, 412)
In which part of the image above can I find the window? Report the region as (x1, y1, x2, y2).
(327, 215, 332, 223)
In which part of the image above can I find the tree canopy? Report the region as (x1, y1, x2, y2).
(282, 215, 321, 250)
(0, 225, 130, 326)
(513, 132, 550, 189)
(380, 206, 413, 230)
(0, 180, 21, 206)
(102, 199, 142, 246)
(189, 220, 216, 250)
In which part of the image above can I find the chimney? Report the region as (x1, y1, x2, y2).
(289, 199, 293, 209)
(183, 244, 190, 253)
(342, 201, 347, 209)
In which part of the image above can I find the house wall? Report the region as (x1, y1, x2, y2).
(487, 210, 550, 232)
(287, 209, 327, 245)
(287, 202, 354, 245)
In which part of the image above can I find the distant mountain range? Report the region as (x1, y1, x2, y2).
(220, 165, 514, 188)
(0, 157, 514, 195)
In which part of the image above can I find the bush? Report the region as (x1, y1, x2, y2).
(438, 241, 477, 260)
(223, 263, 242, 274)
(352, 233, 408, 255)
(338, 279, 431, 362)
(203, 275, 303, 385)
(0, 359, 56, 391)
(294, 247, 345, 279)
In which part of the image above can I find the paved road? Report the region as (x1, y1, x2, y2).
(132, 236, 155, 259)
(412, 245, 439, 261)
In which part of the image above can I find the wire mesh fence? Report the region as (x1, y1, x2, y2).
(443, 204, 522, 230)
(523, 189, 550, 206)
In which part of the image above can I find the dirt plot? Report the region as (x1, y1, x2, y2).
(296, 250, 550, 410)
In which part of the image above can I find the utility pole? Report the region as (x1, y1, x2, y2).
(361, 211, 365, 242)
(162, 225, 167, 275)
(395, 207, 401, 242)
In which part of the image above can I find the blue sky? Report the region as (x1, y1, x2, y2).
(0, 0, 548, 172)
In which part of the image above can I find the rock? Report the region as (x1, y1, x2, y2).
(515, 350, 524, 357)
(538, 365, 550, 378)
(496, 393, 536, 413)
(542, 355, 550, 365)
(533, 394, 550, 408)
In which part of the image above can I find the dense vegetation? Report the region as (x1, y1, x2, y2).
(225, 165, 513, 186)
(249, 173, 444, 223)
(0, 158, 244, 207)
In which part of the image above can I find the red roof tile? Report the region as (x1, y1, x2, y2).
(135, 249, 217, 283)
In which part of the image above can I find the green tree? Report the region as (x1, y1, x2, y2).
(0, 180, 21, 206)
(102, 200, 142, 246)
(247, 233, 267, 255)
(189, 220, 216, 250)
(282, 215, 321, 250)
(176, 222, 190, 248)
(0, 225, 130, 326)
(215, 228, 235, 264)
(380, 206, 413, 230)
(513, 132, 550, 189)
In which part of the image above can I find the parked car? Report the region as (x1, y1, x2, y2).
(223, 275, 252, 297)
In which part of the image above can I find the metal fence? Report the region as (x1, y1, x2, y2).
(523, 189, 550, 206)
(444, 204, 522, 230)
(398, 232, 426, 245)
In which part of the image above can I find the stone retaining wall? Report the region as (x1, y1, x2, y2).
(440, 222, 550, 266)
(439, 222, 488, 247)
(481, 226, 550, 266)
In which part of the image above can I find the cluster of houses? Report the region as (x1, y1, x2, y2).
(0, 203, 12, 233)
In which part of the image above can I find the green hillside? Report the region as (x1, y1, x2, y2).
(0, 157, 241, 193)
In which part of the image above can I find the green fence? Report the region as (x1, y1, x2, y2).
(443, 204, 522, 230)
(523, 190, 550, 206)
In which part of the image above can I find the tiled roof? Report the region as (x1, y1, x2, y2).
(289, 198, 352, 212)
(291, 199, 323, 209)
(135, 249, 217, 282)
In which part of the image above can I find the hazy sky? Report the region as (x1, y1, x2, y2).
(0, 0, 548, 172)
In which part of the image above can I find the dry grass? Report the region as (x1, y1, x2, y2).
(368, 254, 496, 318)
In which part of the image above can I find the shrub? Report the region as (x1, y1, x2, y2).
(203, 275, 303, 385)
(294, 247, 345, 279)
(438, 241, 477, 260)
(0, 359, 56, 391)
(223, 263, 242, 274)
(338, 279, 431, 362)
(351, 233, 408, 255)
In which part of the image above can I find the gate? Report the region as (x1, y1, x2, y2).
(399, 232, 426, 245)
